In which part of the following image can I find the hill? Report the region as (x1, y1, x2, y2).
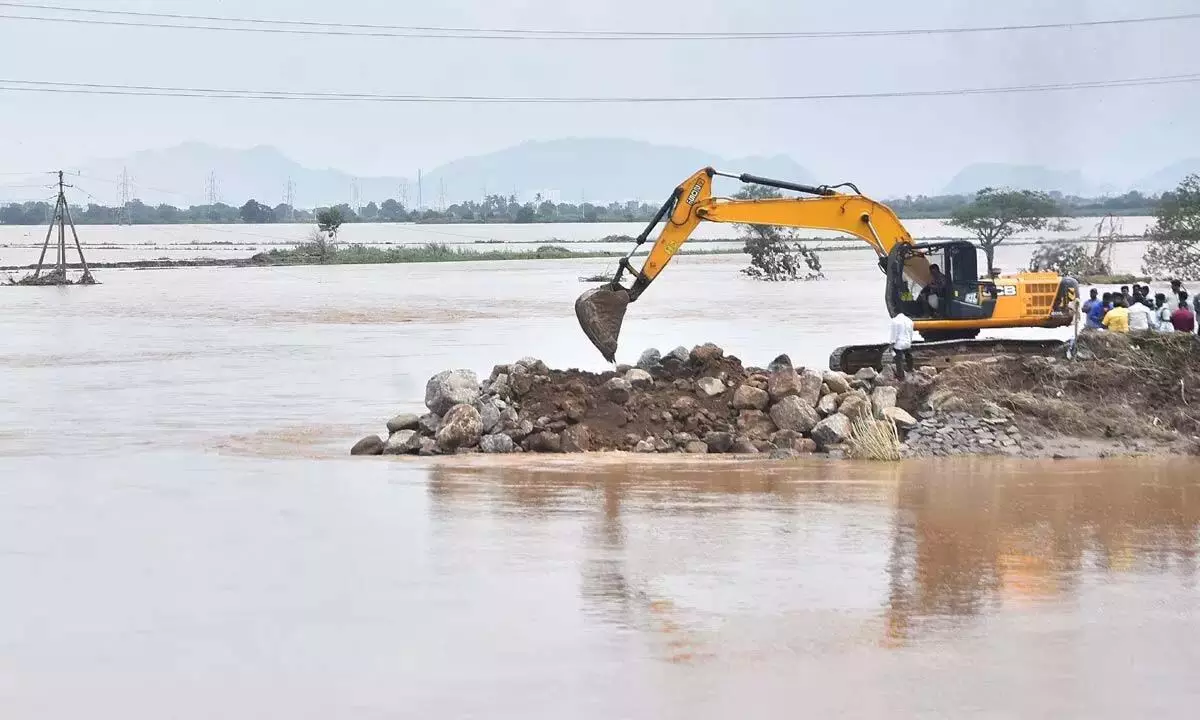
(942, 163, 1096, 195)
(49, 139, 812, 208)
(1133, 159, 1200, 193)
(417, 138, 814, 204)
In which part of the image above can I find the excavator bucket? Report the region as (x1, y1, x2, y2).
(575, 285, 630, 362)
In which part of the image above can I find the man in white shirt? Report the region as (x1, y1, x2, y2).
(889, 311, 915, 380)
(1126, 299, 1154, 332)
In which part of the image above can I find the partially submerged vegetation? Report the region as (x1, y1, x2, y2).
(264, 242, 611, 265)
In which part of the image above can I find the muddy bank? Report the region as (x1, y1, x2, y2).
(352, 332, 1200, 461)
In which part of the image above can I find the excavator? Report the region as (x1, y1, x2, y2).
(575, 167, 1079, 373)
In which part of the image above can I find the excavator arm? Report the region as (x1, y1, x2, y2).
(576, 167, 920, 361)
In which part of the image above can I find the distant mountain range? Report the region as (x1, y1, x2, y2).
(941, 161, 1199, 196)
(16, 138, 814, 209)
(1, 139, 1196, 206)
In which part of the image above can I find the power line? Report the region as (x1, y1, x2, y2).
(0, 73, 1198, 104)
(0, 2, 1196, 40)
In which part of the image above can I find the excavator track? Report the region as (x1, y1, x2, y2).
(828, 338, 1067, 374)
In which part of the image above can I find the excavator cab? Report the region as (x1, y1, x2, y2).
(887, 241, 998, 328)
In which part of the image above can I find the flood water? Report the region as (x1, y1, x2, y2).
(0, 216, 1156, 265)
(2, 247, 1197, 718)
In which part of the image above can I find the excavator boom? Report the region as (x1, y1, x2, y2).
(576, 167, 916, 361)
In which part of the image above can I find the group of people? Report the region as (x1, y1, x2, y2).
(1081, 280, 1198, 334)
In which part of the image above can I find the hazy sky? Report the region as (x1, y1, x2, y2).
(1, 0, 1198, 195)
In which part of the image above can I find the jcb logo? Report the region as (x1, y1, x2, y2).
(996, 285, 1017, 296)
(685, 180, 705, 205)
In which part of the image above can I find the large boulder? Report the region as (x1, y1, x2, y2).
(486, 373, 511, 400)
(822, 370, 853, 394)
(882, 407, 918, 430)
(624, 368, 654, 390)
(690, 343, 725, 364)
(350, 435, 385, 456)
(435, 404, 483, 452)
(425, 369, 481, 416)
(871, 386, 899, 418)
(696, 377, 726, 398)
(769, 395, 821, 434)
(730, 436, 760, 454)
(684, 441, 710, 454)
(854, 367, 879, 383)
(386, 413, 420, 434)
(475, 398, 504, 434)
(479, 433, 515, 454)
(796, 370, 824, 407)
(812, 413, 853, 449)
(418, 413, 440, 435)
(561, 425, 592, 453)
(634, 439, 657, 453)
(515, 356, 549, 375)
(671, 396, 700, 416)
(818, 393, 840, 416)
(767, 369, 802, 403)
(732, 384, 770, 411)
(767, 354, 793, 373)
(508, 365, 535, 398)
(505, 418, 535, 442)
(525, 431, 563, 453)
(603, 377, 632, 404)
(383, 429, 421, 455)
(704, 431, 734, 453)
(839, 394, 872, 422)
(667, 346, 690, 363)
(637, 348, 661, 369)
(737, 409, 778, 440)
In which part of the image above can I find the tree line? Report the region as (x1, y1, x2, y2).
(0, 189, 1167, 227)
(0, 194, 662, 226)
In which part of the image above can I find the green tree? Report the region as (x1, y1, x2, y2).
(316, 207, 345, 240)
(379, 199, 405, 221)
(239, 199, 274, 224)
(946, 188, 1069, 274)
(1142, 174, 1200, 281)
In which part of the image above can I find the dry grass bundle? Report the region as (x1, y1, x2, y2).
(848, 417, 902, 461)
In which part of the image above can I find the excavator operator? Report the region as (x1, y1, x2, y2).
(920, 263, 949, 316)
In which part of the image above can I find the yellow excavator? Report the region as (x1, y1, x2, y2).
(575, 167, 1078, 372)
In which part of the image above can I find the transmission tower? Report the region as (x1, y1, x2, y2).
(205, 172, 220, 204)
(350, 178, 362, 213)
(116, 166, 132, 225)
(284, 177, 296, 221)
(398, 179, 408, 209)
(438, 179, 446, 211)
(417, 169, 423, 210)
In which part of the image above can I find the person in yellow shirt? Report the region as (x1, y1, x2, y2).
(1102, 296, 1130, 333)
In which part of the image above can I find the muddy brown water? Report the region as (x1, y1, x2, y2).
(2, 252, 1197, 718)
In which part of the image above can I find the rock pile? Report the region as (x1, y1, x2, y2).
(350, 344, 918, 457)
(903, 410, 1028, 457)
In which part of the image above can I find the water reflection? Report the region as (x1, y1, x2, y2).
(429, 457, 1199, 654)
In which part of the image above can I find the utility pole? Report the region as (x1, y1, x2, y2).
(30, 171, 94, 285)
(117, 166, 132, 225)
